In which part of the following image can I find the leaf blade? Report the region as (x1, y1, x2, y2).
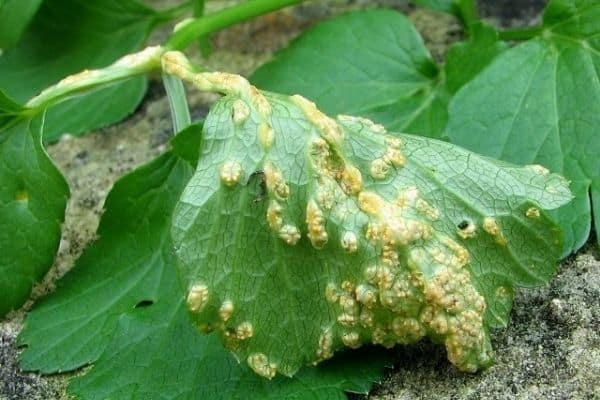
(0, 118, 68, 316)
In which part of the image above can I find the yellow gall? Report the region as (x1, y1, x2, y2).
(247, 353, 277, 379)
(236, 321, 253, 340)
(258, 122, 274, 149)
(526, 207, 540, 219)
(220, 161, 243, 187)
(355, 284, 377, 307)
(264, 163, 289, 199)
(291, 94, 343, 144)
(341, 331, 361, 349)
(396, 186, 420, 208)
(527, 164, 550, 176)
(306, 200, 328, 248)
(187, 283, 209, 313)
(416, 199, 439, 220)
(370, 158, 390, 180)
(341, 165, 363, 195)
(325, 283, 339, 303)
(483, 217, 507, 245)
(341, 231, 359, 253)
(266, 200, 283, 231)
(316, 330, 334, 361)
(358, 191, 384, 215)
(383, 147, 405, 167)
(219, 300, 234, 322)
(232, 99, 250, 125)
(279, 224, 301, 245)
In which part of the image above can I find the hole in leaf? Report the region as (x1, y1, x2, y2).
(457, 220, 470, 230)
(134, 300, 154, 308)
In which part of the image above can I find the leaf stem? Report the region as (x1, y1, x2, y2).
(166, 0, 304, 50)
(162, 73, 192, 134)
(498, 25, 543, 41)
(25, 46, 164, 113)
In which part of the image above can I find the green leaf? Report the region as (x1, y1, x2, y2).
(19, 124, 201, 372)
(68, 290, 391, 399)
(444, 22, 507, 93)
(0, 0, 43, 48)
(20, 123, 390, 399)
(0, 0, 158, 139)
(0, 118, 68, 316)
(0, 89, 26, 130)
(250, 9, 448, 138)
(446, 0, 600, 252)
(171, 81, 570, 377)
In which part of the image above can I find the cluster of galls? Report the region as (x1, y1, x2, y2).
(169, 58, 496, 377)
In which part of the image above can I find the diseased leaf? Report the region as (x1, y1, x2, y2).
(20, 123, 390, 399)
(0, 0, 43, 48)
(250, 9, 447, 138)
(446, 0, 600, 252)
(0, 0, 158, 139)
(169, 70, 571, 378)
(0, 118, 68, 316)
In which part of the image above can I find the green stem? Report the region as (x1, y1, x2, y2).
(456, 0, 479, 31)
(163, 73, 192, 134)
(498, 25, 543, 41)
(167, 0, 304, 50)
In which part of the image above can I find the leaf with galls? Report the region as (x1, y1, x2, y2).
(167, 52, 572, 378)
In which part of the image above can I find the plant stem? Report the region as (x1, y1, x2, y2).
(498, 25, 543, 41)
(25, 46, 164, 112)
(167, 0, 304, 50)
(163, 73, 192, 134)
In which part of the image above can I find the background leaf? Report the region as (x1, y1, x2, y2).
(251, 9, 446, 138)
(446, 0, 600, 253)
(0, 0, 43, 48)
(0, 118, 68, 316)
(19, 124, 390, 399)
(0, 0, 159, 140)
(251, 9, 504, 140)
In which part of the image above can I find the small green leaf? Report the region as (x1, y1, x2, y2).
(0, 0, 159, 139)
(0, 118, 68, 316)
(250, 9, 447, 138)
(446, 0, 600, 252)
(171, 81, 570, 377)
(0, 0, 43, 48)
(20, 123, 390, 399)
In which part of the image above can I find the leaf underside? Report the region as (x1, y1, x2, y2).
(171, 75, 570, 378)
(19, 125, 391, 399)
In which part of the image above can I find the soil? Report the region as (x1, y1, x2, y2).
(1, 1, 598, 399)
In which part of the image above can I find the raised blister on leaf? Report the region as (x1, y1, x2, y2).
(167, 55, 571, 378)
